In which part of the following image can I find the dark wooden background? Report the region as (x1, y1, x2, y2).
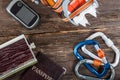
(0, 0, 120, 80)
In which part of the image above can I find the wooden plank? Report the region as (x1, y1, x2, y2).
(0, 0, 120, 80)
(0, 0, 120, 37)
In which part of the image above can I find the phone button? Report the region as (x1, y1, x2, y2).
(17, 1, 23, 7)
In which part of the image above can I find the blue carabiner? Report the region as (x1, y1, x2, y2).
(74, 40, 110, 78)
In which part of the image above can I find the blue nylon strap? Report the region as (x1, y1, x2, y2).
(74, 40, 110, 78)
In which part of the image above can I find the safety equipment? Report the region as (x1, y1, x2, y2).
(82, 32, 120, 67)
(74, 40, 110, 78)
(31, 0, 99, 27)
(75, 59, 115, 80)
(62, 0, 99, 26)
(73, 32, 120, 80)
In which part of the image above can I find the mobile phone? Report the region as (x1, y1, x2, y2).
(6, 0, 40, 29)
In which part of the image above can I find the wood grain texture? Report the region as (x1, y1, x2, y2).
(0, 0, 120, 80)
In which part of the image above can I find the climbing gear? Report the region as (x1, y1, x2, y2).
(62, 0, 99, 26)
(75, 59, 115, 80)
(74, 40, 110, 78)
(73, 32, 119, 79)
(82, 32, 120, 67)
(31, 0, 99, 27)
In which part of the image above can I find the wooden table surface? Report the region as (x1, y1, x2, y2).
(0, 0, 120, 80)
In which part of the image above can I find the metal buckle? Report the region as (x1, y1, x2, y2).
(75, 59, 115, 80)
(74, 40, 110, 77)
(62, 0, 99, 26)
(62, 0, 79, 26)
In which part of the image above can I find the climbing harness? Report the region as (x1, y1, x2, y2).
(75, 59, 115, 80)
(82, 32, 120, 67)
(74, 40, 110, 78)
(31, 0, 99, 26)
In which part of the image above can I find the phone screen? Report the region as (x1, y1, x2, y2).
(10, 1, 38, 27)
(16, 6, 36, 25)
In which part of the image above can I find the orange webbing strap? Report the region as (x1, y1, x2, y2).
(40, 0, 49, 6)
(52, 0, 63, 9)
(40, 0, 63, 13)
(49, 0, 63, 13)
(54, 6, 63, 13)
(93, 60, 102, 67)
(97, 49, 105, 59)
(63, 0, 94, 22)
